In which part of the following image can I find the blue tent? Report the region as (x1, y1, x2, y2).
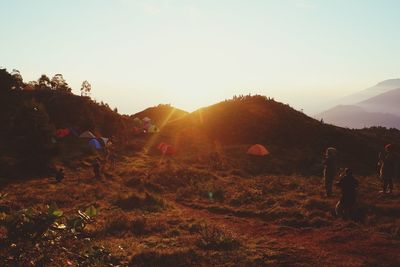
(88, 138, 102, 150)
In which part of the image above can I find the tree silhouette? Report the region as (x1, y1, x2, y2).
(10, 69, 24, 90)
(50, 74, 71, 92)
(81, 80, 91, 97)
(38, 74, 51, 90)
(0, 68, 14, 91)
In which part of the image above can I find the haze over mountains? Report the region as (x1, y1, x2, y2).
(316, 79, 400, 129)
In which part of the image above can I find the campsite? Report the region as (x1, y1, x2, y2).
(1, 1, 400, 265)
(0, 85, 399, 266)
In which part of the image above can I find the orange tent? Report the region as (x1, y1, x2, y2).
(157, 143, 175, 156)
(247, 144, 269, 156)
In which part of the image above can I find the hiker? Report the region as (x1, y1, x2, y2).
(323, 147, 338, 197)
(92, 159, 101, 179)
(379, 144, 396, 194)
(55, 168, 65, 183)
(335, 168, 359, 219)
(107, 150, 117, 170)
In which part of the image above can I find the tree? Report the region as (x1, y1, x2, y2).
(38, 74, 51, 90)
(10, 69, 24, 90)
(50, 74, 71, 92)
(0, 68, 14, 91)
(80, 80, 91, 97)
(11, 99, 55, 172)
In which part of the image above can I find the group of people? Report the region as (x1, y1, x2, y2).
(323, 144, 397, 219)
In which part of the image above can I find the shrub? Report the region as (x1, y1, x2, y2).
(196, 224, 240, 251)
(115, 192, 165, 212)
(132, 217, 147, 235)
(131, 249, 199, 267)
(103, 212, 131, 236)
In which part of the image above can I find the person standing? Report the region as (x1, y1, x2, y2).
(323, 147, 338, 197)
(92, 159, 101, 179)
(55, 168, 65, 183)
(379, 144, 396, 194)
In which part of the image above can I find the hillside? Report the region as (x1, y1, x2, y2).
(316, 79, 400, 129)
(359, 88, 400, 116)
(337, 78, 400, 105)
(155, 95, 394, 175)
(1, 92, 400, 266)
(317, 105, 400, 129)
(1, 146, 399, 266)
(0, 89, 130, 177)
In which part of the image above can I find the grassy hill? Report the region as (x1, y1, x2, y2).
(156, 95, 396, 175)
(1, 92, 400, 266)
(0, 89, 130, 177)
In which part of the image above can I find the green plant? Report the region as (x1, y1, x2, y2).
(66, 205, 98, 233)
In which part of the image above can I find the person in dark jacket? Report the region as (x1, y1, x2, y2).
(323, 147, 338, 197)
(335, 168, 359, 219)
(55, 168, 65, 183)
(92, 159, 101, 179)
(379, 144, 396, 193)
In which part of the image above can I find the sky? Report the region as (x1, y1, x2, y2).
(1, 0, 400, 115)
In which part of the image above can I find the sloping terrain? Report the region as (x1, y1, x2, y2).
(159, 95, 394, 175)
(1, 92, 400, 266)
(1, 151, 399, 266)
(317, 105, 400, 129)
(316, 80, 400, 129)
(359, 88, 400, 116)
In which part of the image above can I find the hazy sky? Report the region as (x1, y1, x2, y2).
(1, 0, 400, 114)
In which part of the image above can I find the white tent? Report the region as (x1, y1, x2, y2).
(142, 117, 151, 123)
(79, 131, 96, 138)
(100, 137, 109, 145)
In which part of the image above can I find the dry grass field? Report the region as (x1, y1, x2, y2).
(1, 147, 399, 266)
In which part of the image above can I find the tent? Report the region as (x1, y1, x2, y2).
(100, 137, 109, 145)
(98, 137, 110, 147)
(157, 143, 175, 155)
(158, 142, 167, 150)
(142, 117, 151, 123)
(79, 131, 96, 138)
(56, 128, 70, 138)
(247, 144, 269, 156)
(148, 125, 160, 133)
(133, 117, 142, 127)
(69, 127, 79, 137)
(88, 138, 102, 150)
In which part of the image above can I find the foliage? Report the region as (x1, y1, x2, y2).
(81, 80, 92, 97)
(0, 204, 98, 242)
(196, 224, 240, 251)
(50, 73, 71, 92)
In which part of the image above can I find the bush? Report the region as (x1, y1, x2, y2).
(115, 192, 165, 212)
(196, 224, 240, 251)
(103, 212, 131, 236)
(131, 217, 147, 235)
(131, 249, 199, 267)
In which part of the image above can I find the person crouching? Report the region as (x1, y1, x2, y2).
(335, 168, 359, 219)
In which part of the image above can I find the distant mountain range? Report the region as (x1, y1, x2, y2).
(316, 79, 400, 129)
